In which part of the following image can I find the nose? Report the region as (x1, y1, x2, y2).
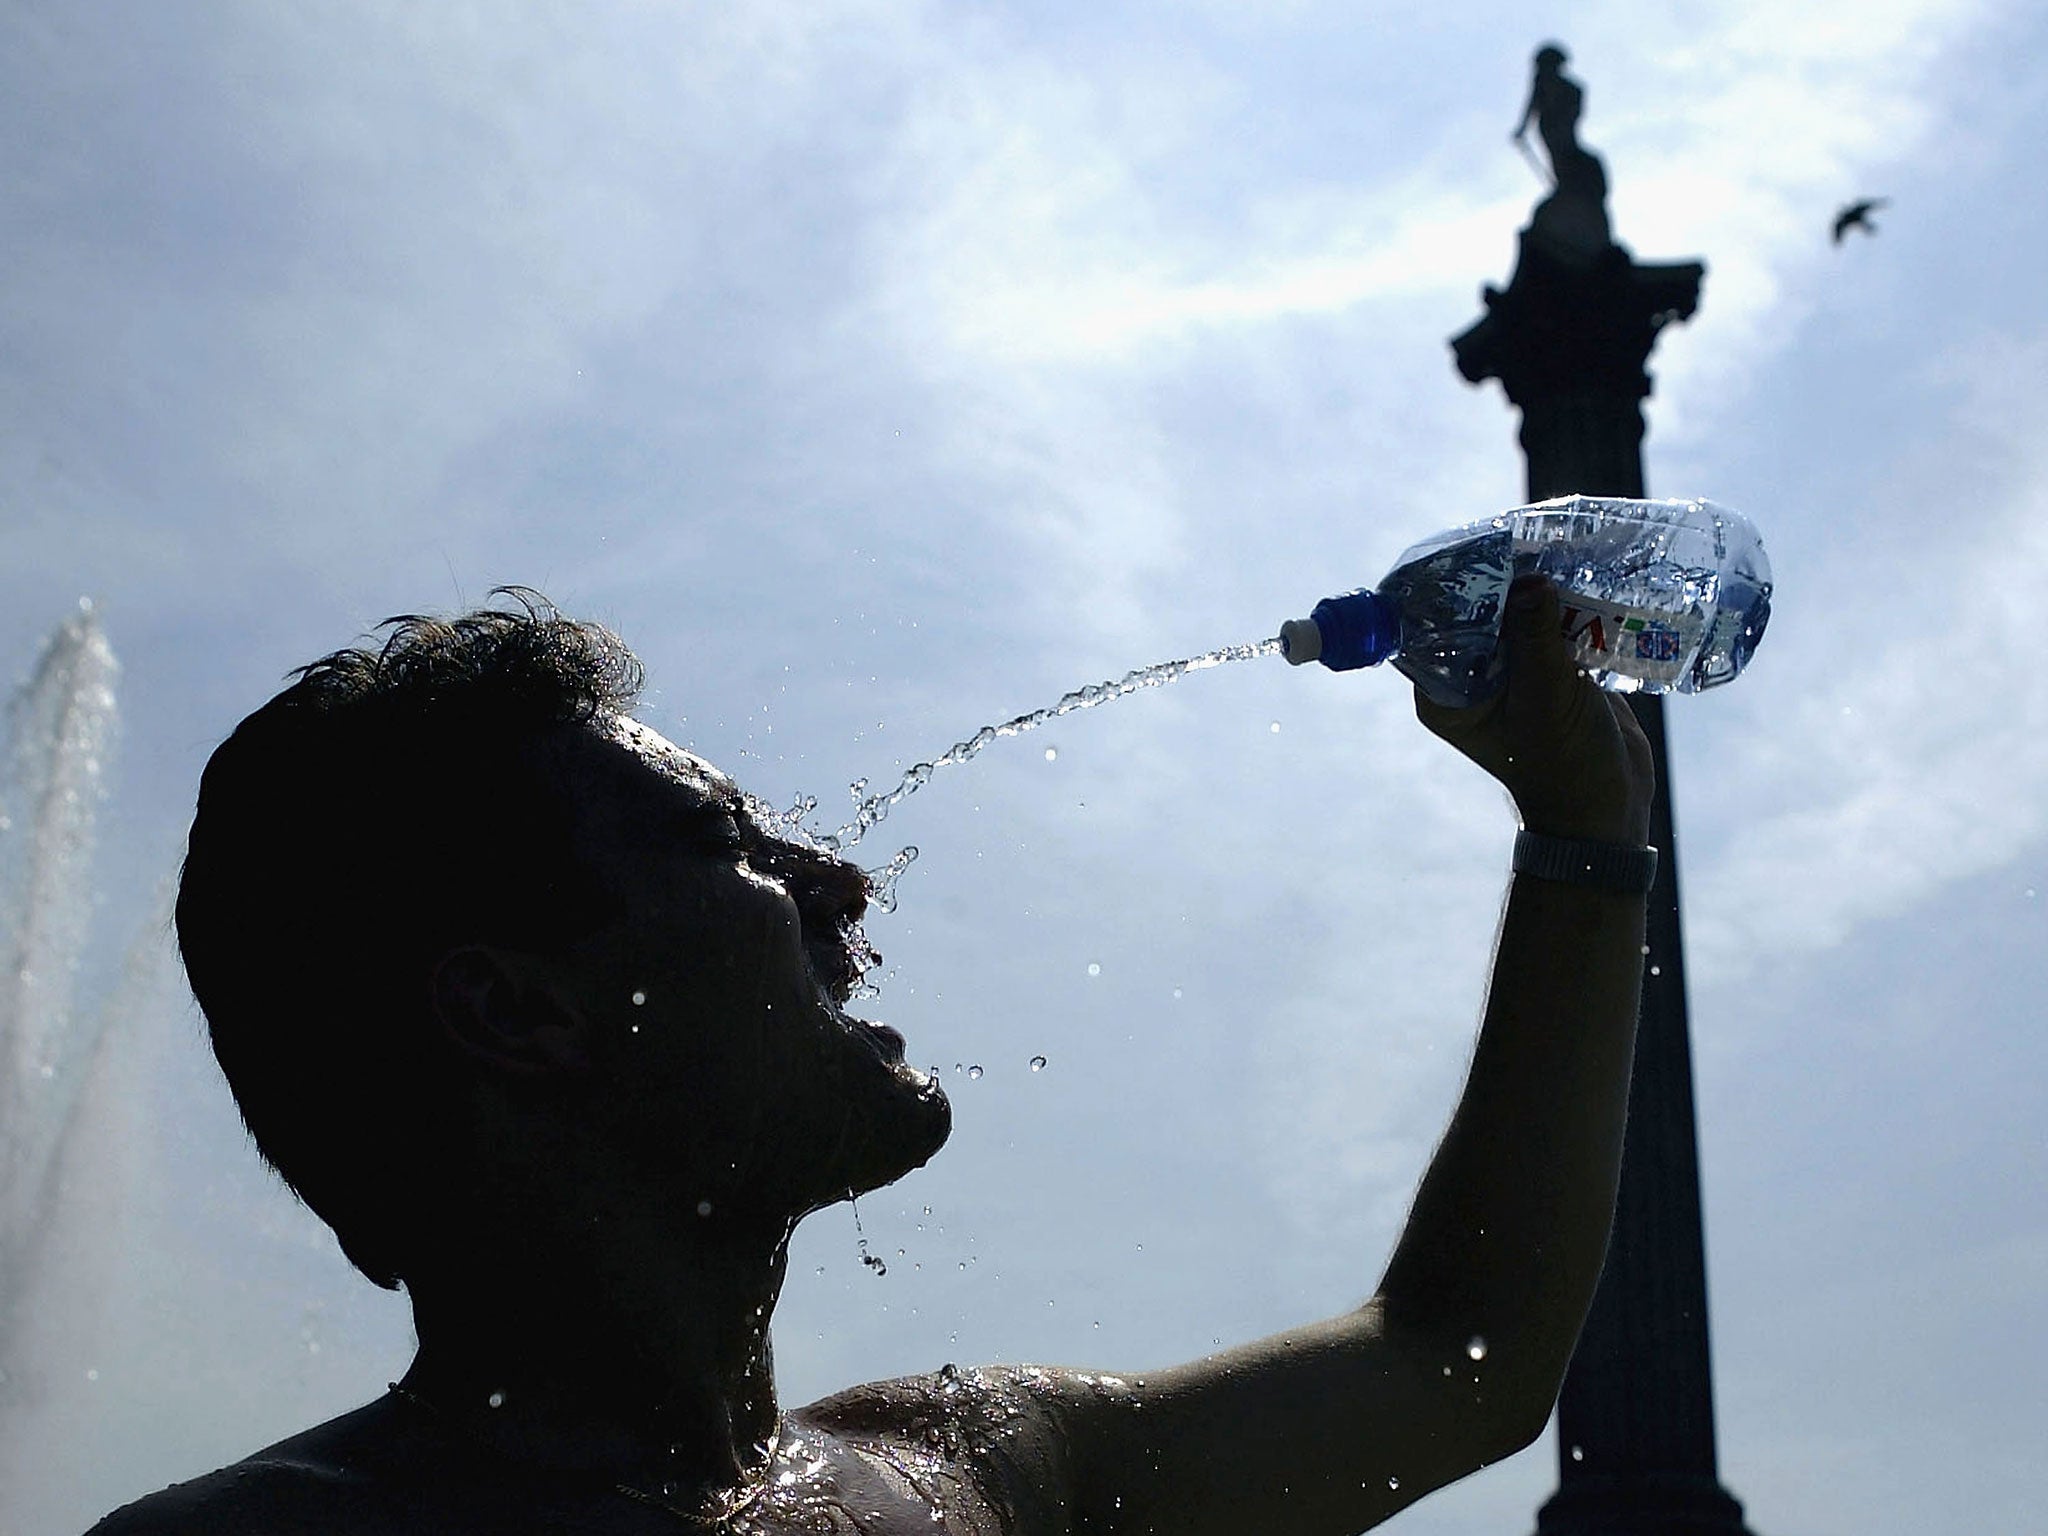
(781, 847, 878, 991)
(800, 854, 869, 929)
(757, 839, 868, 932)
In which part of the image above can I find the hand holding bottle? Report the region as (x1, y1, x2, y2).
(1415, 576, 1654, 847)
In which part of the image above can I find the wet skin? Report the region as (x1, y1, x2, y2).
(550, 718, 954, 1218)
(99, 721, 992, 1534)
(93, 583, 1658, 1536)
(103, 1364, 1071, 1535)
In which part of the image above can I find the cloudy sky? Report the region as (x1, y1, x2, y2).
(4, 1, 2044, 1532)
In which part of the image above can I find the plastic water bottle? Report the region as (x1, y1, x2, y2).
(1278, 495, 1772, 708)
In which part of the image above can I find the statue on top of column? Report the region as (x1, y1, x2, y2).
(1452, 39, 1706, 493)
(1512, 42, 1614, 261)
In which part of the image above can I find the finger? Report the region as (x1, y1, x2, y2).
(1413, 687, 1466, 735)
(1414, 675, 1501, 743)
(1606, 691, 1655, 775)
(1499, 576, 1580, 724)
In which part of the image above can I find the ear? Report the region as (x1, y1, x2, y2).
(430, 945, 593, 1077)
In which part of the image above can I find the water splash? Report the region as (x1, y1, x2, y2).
(863, 844, 920, 916)
(818, 638, 1280, 855)
(1, 606, 117, 1141)
(0, 604, 126, 1483)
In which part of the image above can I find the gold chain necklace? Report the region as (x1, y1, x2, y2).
(385, 1382, 757, 1530)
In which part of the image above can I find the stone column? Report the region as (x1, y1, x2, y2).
(1450, 43, 1758, 1536)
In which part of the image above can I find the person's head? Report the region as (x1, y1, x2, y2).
(177, 591, 948, 1291)
(1535, 42, 1568, 73)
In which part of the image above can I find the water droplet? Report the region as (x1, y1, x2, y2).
(487, 1390, 505, 1408)
(696, 1200, 714, 1218)
(630, 1023, 641, 1034)
(631, 990, 647, 1006)
(1648, 965, 1662, 977)
(1467, 1336, 1488, 1361)
(1029, 1055, 1047, 1072)
(967, 1064, 983, 1080)
(1269, 721, 1281, 733)
(1387, 1476, 1400, 1490)
(1172, 987, 1183, 999)
(1044, 747, 1058, 762)
(1570, 1445, 1585, 1462)
(1086, 962, 1101, 977)
(85, 1368, 99, 1382)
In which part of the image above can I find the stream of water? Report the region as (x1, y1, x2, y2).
(754, 638, 1280, 911)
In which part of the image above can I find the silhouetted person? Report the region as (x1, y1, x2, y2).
(1514, 42, 1613, 259)
(1832, 196, 1890, 244)
(91, 582, 1655, 1535)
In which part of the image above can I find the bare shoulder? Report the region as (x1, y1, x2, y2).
(81, 1399, 428, 1536)
(84, 1458, 365, 1536)
(796, 1364, 1090, 1535)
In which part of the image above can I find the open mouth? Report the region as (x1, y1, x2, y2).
(805, 929, 906, 1064)
(805, 933, 861, 1008)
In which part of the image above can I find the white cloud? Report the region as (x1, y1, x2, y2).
(1601, 0, 2001, 429)
(1689, 325, 2048, 973)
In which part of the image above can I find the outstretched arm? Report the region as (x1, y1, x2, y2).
(1034, 577, 1654, 1536)
(1513, 82, 1540, 139)
(1378, 573, 1652, 1398)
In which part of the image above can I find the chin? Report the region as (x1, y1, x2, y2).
(857, 1068, 954, 1191)
(812, 1068, 952, 1209)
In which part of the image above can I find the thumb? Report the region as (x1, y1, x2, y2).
(1500, 575, 1580, 719)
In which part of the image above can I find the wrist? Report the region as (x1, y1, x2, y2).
(1513, 796, 1651, 848)
(1519, 814, 1652, 846)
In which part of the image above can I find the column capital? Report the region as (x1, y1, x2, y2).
(1450, 232, 1704, 412)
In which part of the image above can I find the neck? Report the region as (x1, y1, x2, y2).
(398, 1204, 795, 1500)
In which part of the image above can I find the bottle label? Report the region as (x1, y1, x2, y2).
(1558, 598, 1692, 687)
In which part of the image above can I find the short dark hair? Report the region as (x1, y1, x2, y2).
(176, 590, 643, 1288)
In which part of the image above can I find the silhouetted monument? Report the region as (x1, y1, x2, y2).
(1454, 44, 1759, 1536)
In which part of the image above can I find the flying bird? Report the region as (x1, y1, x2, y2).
(1832, 197, 1890, 244)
